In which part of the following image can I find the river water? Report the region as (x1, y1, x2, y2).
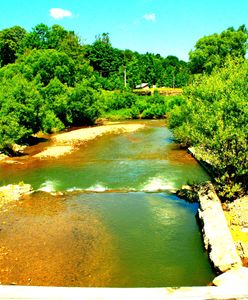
(0, 120, 214, 287)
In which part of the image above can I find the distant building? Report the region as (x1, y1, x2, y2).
(135, 83, 149, 89)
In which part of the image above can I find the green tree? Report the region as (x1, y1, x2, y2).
(21, 23, 50, 51)
(20, 23, 85, 61)
(0, 74, 43, 150)
(189, 25, 248, 74)
(86, 33, 123, 77)
(169, 58, 248, 200)
(41, 77, 71, 126)
(67, 82, 101, 125)
(17, 49, 77, 86)
(0, 26, 27, 66)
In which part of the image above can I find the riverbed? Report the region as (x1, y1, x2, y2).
(0, 120, 215, 287)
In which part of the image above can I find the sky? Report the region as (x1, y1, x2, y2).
(0, 0, 247, 61)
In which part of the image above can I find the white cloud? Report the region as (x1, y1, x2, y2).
(143, 13, 156, 21)
(50, 8, 73, 20)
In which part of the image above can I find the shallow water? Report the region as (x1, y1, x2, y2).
(0, 121, 208, 193)
(0, 120, 214, 287)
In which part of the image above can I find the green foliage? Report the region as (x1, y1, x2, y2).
(99, 91, 184, 120)
(189, 25, 248, 74)
(169, 58, 248, 200)
(41, 77, 71, 126)
(20, 23, 84, 60)
(102, 108, 134, 121)
(0, 115, 30, 152)
(0, 74, 43, 150)
(86, 34, 123, 79)
(85, 35, 190, 90)
(67, 82, 101, 125)
(0, 24, 101, 147)
(0, 26, 27, 67)
(102, 91, 138, 111)
(41, 110, 65, 133)
(17, 49, 77, 86)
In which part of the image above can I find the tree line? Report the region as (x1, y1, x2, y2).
(0, 23, 247, 200)
(169, 24, 247, 201)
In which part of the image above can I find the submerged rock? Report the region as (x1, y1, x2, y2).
(198, 182, 242, 272)
(0, 184, 32, 208)
(176, 184, 200, 202)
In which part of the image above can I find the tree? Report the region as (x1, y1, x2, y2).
(86, 33, 123, 78)
(20, 23, 50, 51)
(20, 23, 85, 61)
(189, 25, 248, 74)
(169, 58, 248, 200)
(0, 74, 43, 151)
(0, 26, 27, 66)
(17, 49, 77, 86)
(41, 77, 71, 127)
(67, 82, 101, 125)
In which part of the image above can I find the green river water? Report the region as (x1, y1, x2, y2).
(0, 120, 214, 287)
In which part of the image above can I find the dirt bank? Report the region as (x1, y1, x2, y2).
(223, 196, 248, 266)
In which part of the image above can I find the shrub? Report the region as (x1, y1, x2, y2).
(169, 58, 248, 200)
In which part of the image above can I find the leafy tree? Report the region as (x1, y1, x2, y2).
(0, 26, 27, 66)
(17, 49, 77, 86)
(86, 33, 123, 78)
(67, 82, 101, 125)
(169, 58, 248, 200)
(189, 25, 248, 74)
(20, 23, 50, 51)
(20, 23, 85, 61)
(0, 74, 43, 150)
(41, 77, 71, 126)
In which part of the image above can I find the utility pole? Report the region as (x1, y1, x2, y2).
(172, 71, 175, 89)
(123, 66, 127, 88)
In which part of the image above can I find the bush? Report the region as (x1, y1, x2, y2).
(67, 82, 101, 125)
(103, 91, 138, 111)
(41, 110, 65, 133)
(169, 58, 248, 200)
(102, 108, 134, 120)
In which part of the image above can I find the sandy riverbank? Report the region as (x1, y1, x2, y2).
(34, 123, 145, 159)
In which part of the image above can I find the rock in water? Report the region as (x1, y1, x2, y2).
(0, 184, 32, 207)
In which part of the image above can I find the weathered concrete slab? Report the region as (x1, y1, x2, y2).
(198, 183, 242, 272)
(213, 266, 248, 289)
(0, 286, 248, 300)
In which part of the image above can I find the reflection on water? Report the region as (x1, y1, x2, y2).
(0, 121, 214, 287)
(0, 192, 214, 287)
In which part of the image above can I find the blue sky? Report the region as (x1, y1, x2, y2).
(0, 0, 247, 61)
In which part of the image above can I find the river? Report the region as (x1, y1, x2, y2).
(0, 120, 214, 287)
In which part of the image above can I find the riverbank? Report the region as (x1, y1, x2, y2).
(223, 196, 248, 266)
(187, 148, 248, 267)
(34, 123, 145, 159)
(193, 183, 248, 289)
(0, 123, 145, 161)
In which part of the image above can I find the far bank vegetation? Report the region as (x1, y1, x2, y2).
(0, 24, 247, 201)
